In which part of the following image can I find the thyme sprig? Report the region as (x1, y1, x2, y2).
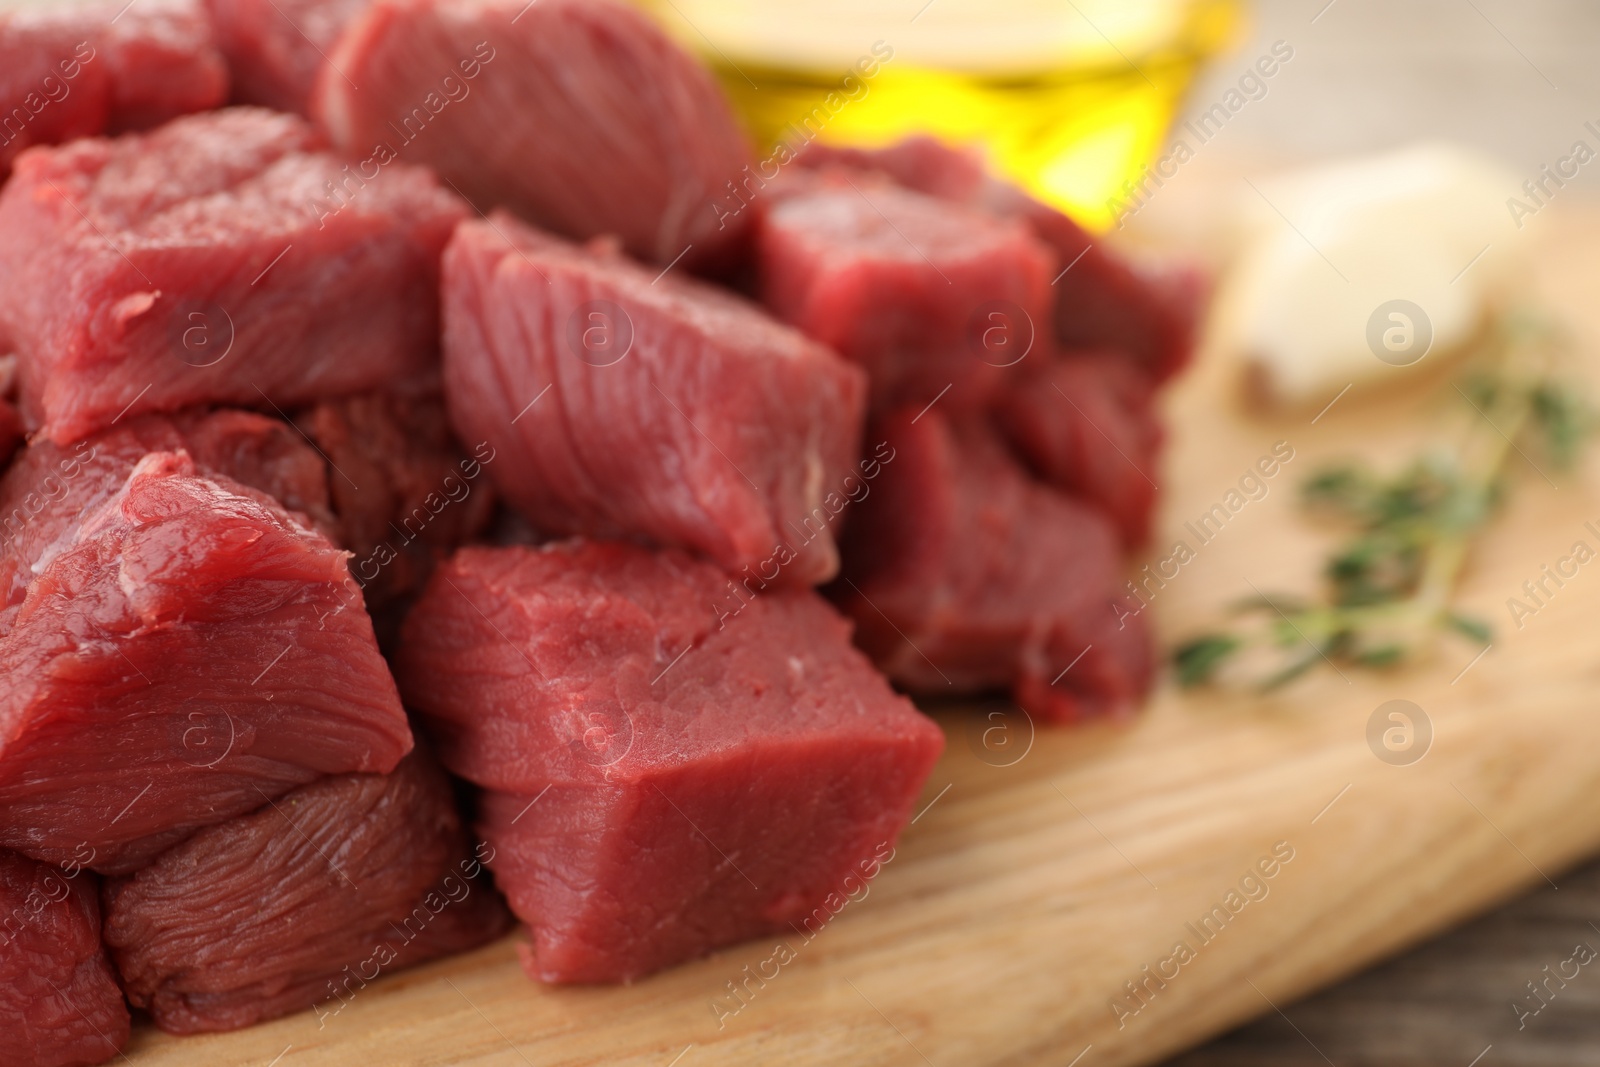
(1175, 312, 1592, 690)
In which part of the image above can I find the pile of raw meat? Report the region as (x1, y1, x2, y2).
(0, 0, 1199, 1062)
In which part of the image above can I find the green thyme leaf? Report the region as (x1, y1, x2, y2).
(1445, 612, 1493, 645)
(1259, 648, 1323, 691)
(1353, 643, 1407, 668)
(1169, 310, 1585, 691)
(1173, 634, 1241, 687)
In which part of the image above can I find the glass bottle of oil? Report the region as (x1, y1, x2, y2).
(638, 0, 1242, 232)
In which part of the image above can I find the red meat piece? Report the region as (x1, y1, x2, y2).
(834, 408, 1152, 723)
(754, 170, 1053, 414)
(397, 542, 944, 983)
(1000, 188, 1206, 385)
(0, 411, 337, 621)
(316, 0, 753, 267)
(297, 392, 497, 634)
(797, 139, 989, 203)
(442, 214, 865, 587)
(995, 351, 1164, 548)
(0, 107, 466, 444)
(0, 22, 108, 184)
(798, 137, 1205, 383)
(0, 441, 410, 874)
(206, 0, 370, 115)
(0, 395, 489, 633)
(0, 849, 128, 1067)
(102, 750, 510, 1034)
(0, 0, 227, 180)
(99, 0, 231, 133)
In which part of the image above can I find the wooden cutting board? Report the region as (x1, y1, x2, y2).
(124, 215, 1600, 1067)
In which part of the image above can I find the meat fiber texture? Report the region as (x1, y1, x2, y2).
(315, 0, 754, 267)
(0, 0, 228, 180)
(0, 849, 128, 1067)
(0, 416, 411, 875)
(443, 214, 866, 587)
(755, 169, 1054, 415)
(102, 749, 511, 1034)
(798, 137, 1205, 384)
(0, 107, 467, 445)
(297, 391, 497, 640)
(834, 408, 1152, 724)
(207, 0, 371, 115)
(397, 541, 944, 983)
(996, 351, 1165, 548)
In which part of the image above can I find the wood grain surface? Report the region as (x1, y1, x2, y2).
(110, 212, 1600, 1066)
(1166, 853, 1600, 1066)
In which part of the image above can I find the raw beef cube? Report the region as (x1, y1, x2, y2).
(1001, 188, 1207, 385)
(99, 0, 232, 133)
(397, 542, 944, 983)
(443, 214, 865, 587)
(0, 0, 228, 180)
(0, 19, 109, 183)
(162, 409, 338, 535)
(207, 0, 370, 115)
(0, 397, 485, 642)
(316, 0, 753, 266)
(0, 849, 129, 1067)
(0, 447, 411, 874)
(755, 170, 1054, 413)
(298, 391, 496, 618)
(0, 107, 467, 444)
(798, 137, 1205, 383)
(102, 749, 510, 1034)
(995, 352, 1164, 548)
(0, 410, 339, 622)
(834, 408, 1152, 723)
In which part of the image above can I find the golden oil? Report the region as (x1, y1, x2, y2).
(640, 0, 1243, 232)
